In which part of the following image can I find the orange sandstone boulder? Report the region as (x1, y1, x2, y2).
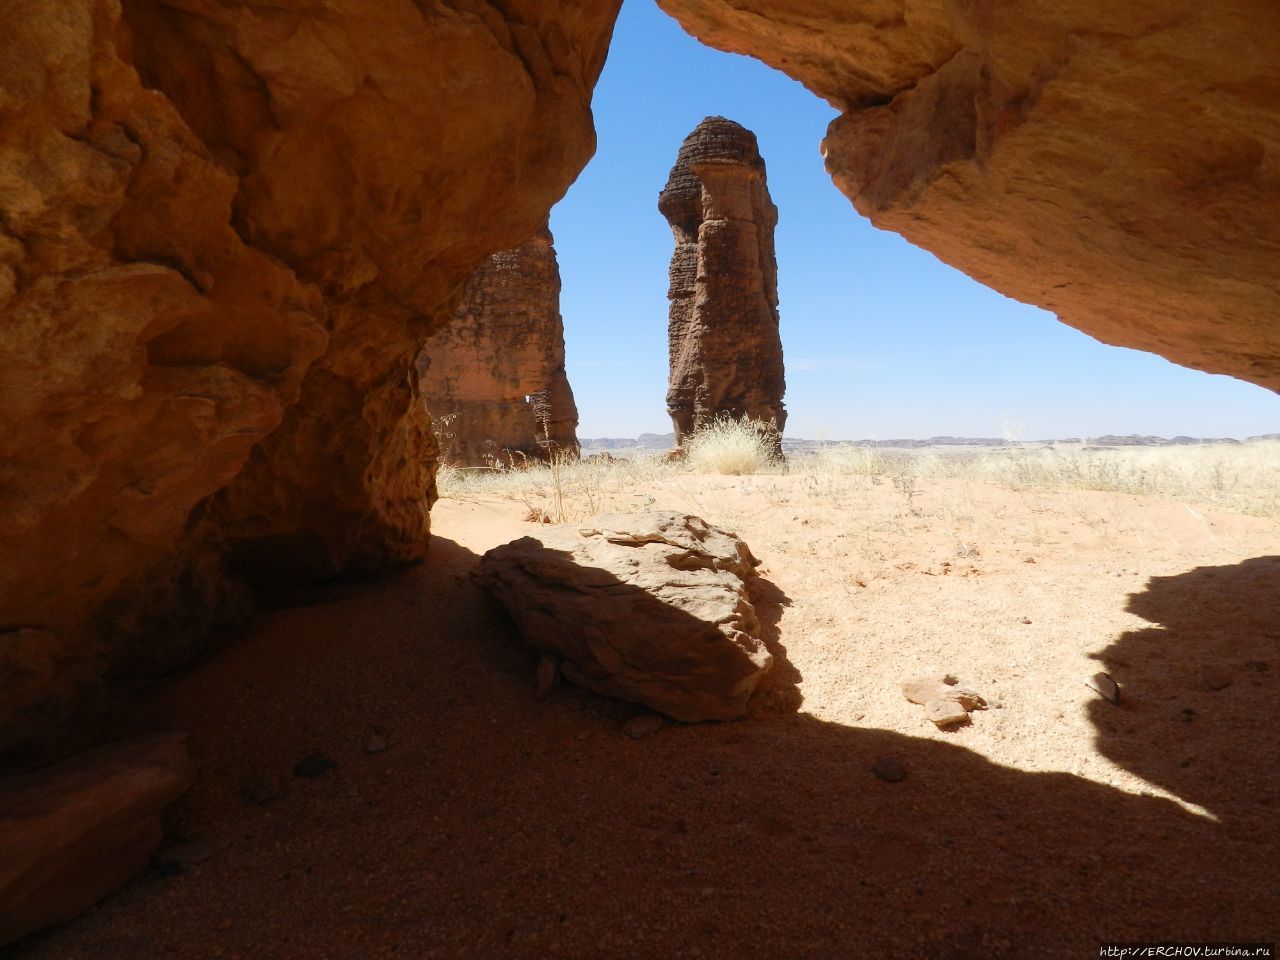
(0, 0, 621, 758)
(477, 513, 773, 722)
(0, 733, 191, 946)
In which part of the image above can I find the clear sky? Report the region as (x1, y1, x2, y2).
(549, 1, 1279, 441)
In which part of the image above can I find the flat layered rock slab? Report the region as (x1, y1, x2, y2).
(476, 512, 772, 722)
(0, 733, 191, 947)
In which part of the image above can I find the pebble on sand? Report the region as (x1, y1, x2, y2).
(871, 757, 908, 783)
(622, 714, 664, 739)
(1200, 665, 1233, 691)
(293, 752, 337, 779)
(926, 699, 970, 729)
(1087, 672, 1121, 704)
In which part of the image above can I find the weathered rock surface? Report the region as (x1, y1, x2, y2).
(0, 733, 191, 947)
(0, 0, 620, 758)
(418, 222, 579, 466)
(476, 513, 773, 722)
(657, 0, 1280, 392)
(659, 117, 787, 447)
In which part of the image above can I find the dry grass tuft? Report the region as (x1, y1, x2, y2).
(684, 416, 783, 476)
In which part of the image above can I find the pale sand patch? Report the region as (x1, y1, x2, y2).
(25, 476, 1279, 958)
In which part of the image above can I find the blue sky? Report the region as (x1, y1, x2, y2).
(549, 1, 1279, 441)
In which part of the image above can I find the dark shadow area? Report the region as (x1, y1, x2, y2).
(745, 574, 803, 714)
(1089, 555, 1280, 824)
(14, 540, 1279, 959)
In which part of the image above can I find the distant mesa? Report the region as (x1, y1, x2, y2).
(659, 117, 786, 449)
(417, 221, 579, 466)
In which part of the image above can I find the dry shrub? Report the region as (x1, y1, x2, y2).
(684, 416, 783, 476)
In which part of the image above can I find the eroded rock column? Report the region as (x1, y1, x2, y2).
(418, 222, 579, 466)
(659, 117, 786, 446)
(657, 0, 1280, 392)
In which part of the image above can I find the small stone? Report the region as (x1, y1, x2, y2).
(1087, 672, 1120, 704)
(902, 676, 954, 705)
(155, 839, 214, 874)
(871, 757, 907, 783)
(926, 699, 970, 729)
(1178, 707, 1197, 723)
(293, 752, 337, 779)
(941, 687, 987, 711)
(534, 654, 558, 702)
(364, 734, 387, 754)
(989, 699, 1004, 710)
(622, 714, 664, 739)
(1019, 617, 1032, 624)
(241, 771, 282, 805)
(1200, 665, 1233, 691)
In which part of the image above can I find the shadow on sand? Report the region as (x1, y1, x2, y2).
(15, 541, 1279, 959)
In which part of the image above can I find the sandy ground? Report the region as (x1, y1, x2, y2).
(16, 474, 1280, 959)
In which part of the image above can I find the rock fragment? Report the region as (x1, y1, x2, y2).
(241, 772, 283, 805)
(943, 688, 987, 711)
(903, 673, 985, 727)
(0, 733, 191, 947)
(293, 752, 337, 779)
(535, 654, 559, 702)
(871, 757, 908, 783)
(1200, 665, 1233, 691)
(622, 714, 665, 740)
(902, 677, 953, 705)
(1088, 673, 1121, 704)
(926, 699, 970, 729)
(476, 512, 772, 722)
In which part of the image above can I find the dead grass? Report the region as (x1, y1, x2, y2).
(438, 436, 1280, 522)
(684, 416, 783, 476)
(802, 440, 1280, 519)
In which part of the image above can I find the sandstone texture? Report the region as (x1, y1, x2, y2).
(657, 0, 1280, 392)
(476, 512, 773, 722)
(0, 0, 620, 758)
(418, 222, 579, 466)
(0, 732, 191, 946)
(659, 117, 787, 447)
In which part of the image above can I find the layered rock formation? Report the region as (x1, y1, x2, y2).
(418, 222, 579, 466)
(657, 0, 1280, 392)
(0, 733, 191, 945)
(0, 0, 621, 760)
(6, 0, 1280, 770)
(660, 117, 787, 446)
(477, 513, 773, 721)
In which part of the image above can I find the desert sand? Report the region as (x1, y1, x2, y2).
(17, 472, 1279, 959)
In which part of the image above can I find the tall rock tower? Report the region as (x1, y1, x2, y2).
(659, 116, 786, 447)
(417, 221, 579, 466)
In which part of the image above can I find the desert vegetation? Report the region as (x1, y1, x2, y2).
(438, 418, 1280, 522)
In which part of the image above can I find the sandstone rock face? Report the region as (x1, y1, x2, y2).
(0, 733, 191, 947)
(418, 222, 579, 466)
(657, 0, 1280, 392)
(659, 117, 787, 447)
(476, 513, 773, 722)
(0, 0, 620, 759)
